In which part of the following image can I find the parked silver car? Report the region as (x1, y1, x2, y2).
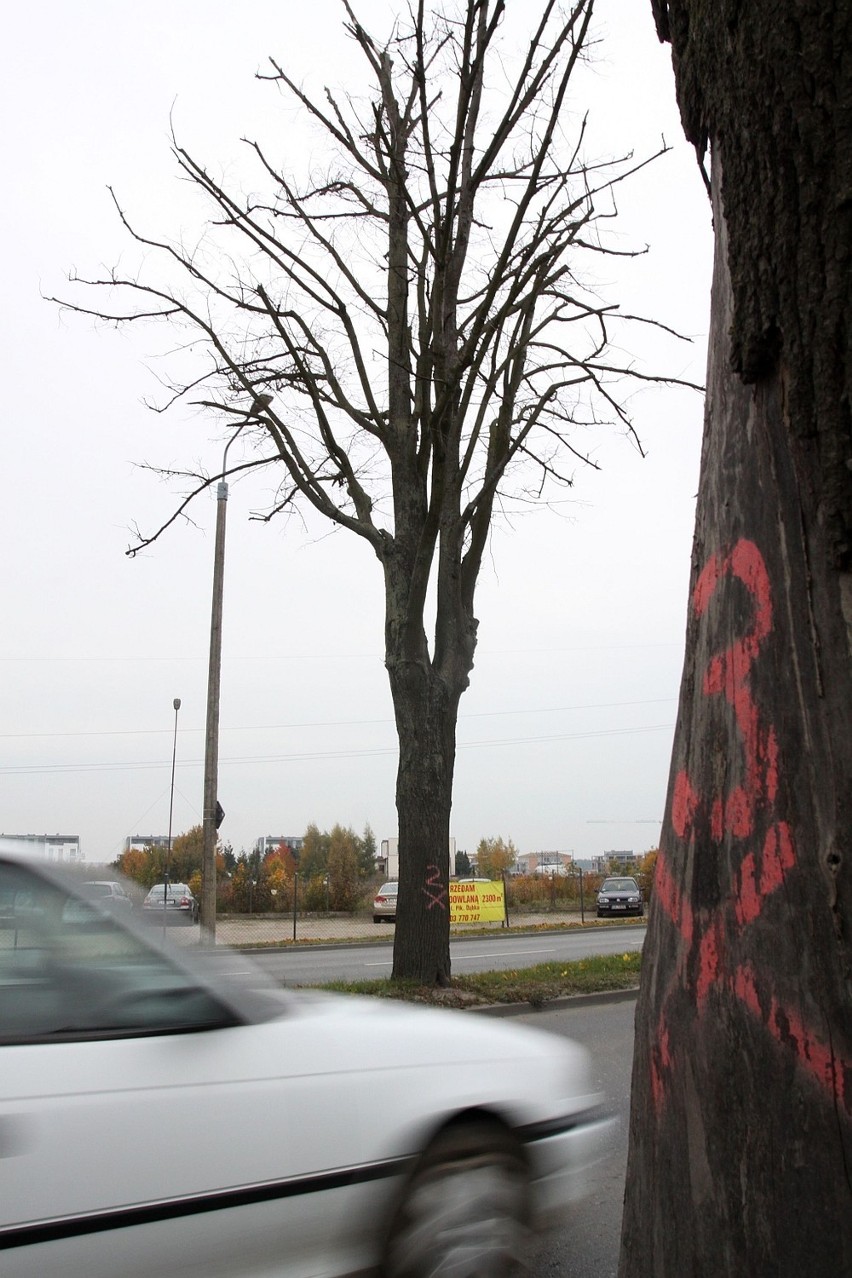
(373, 880, 399, 922)
(81, 880, 134, 915)
(141, 882, 199, 924)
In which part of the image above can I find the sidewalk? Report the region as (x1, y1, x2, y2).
(212, 910, 643, 946)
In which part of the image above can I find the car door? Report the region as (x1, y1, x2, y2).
(0, 860, 369, 1278)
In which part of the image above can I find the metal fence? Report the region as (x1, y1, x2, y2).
(210, 873, 596, 946)
(199, 869, 647, 947)
(211, 907, 595, 947)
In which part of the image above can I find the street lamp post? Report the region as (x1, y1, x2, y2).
(201, 421, 249, 943)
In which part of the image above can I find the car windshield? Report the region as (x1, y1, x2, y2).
(377, 883, 398, 895)
(603, 879, 637, 892)
(0, 863, 227, 1040)
(147, 884, 188, 898)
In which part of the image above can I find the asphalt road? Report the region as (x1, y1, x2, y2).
(235, 924, 646, 985)
(516, 994, 637, 1277)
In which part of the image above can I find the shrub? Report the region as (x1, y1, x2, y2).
(505, 873, 605, 911)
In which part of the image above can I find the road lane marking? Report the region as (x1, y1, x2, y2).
(453, 948, 557, 961)
(365, 946, 558, 968)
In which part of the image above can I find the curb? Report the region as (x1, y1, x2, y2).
(229, 920, 647, 957)
(472, 986, 640, 1018)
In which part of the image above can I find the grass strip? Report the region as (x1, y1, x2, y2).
(309, 950, 642, 1009)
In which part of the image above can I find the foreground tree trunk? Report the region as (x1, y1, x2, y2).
(621, 3, 852, 1273)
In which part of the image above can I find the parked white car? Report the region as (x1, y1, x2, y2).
(141, 881, 199, 925)
(372, 879, 399, 921)
(0, 849, 612, 1277)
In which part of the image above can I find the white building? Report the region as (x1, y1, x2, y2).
(591, 850, 639, 874)
(379, 837, 457, 880)
(124, 835, 171, 854)
(253, 835, 305, 860)
(0, 833, 82, 862)
(513, 851, 574, 876)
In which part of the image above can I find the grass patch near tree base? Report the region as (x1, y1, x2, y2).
(310, 950, 642, 1009)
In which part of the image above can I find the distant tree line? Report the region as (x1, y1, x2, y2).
(114, 828, 658, 916)
(114, 823, 379, 914)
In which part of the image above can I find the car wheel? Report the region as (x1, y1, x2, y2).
(383, 1121, 531, 1278)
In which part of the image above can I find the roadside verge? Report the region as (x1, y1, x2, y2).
(314, 950, 643, 1010)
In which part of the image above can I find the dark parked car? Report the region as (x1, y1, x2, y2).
(81, 881, 134, 915)
(596, 876, 644, 918)
(142, 882, 199, 925)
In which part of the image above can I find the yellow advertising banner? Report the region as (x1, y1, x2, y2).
(449, 879, 506, 924)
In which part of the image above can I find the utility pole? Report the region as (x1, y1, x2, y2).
(164, 696, 181, 936)
(201, 414, 256, 942)
(200, 476, 228, 943)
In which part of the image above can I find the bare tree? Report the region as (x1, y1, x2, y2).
(620, 1, 852, 1272)
(56, 0, 687, 983)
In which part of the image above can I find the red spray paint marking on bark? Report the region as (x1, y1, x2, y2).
(422, 864, 448, 911)
(651, 540, 849, 1114)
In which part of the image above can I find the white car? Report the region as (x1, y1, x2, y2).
(0, 849, 612, 1278)
(373, 880, 399, 922)
(141, 881, 200, 925)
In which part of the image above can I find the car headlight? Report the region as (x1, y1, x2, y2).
(628, 896, 640, 904)
(597, 895, 607, 904)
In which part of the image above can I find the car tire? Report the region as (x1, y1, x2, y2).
(382, 1121, 531, 1278)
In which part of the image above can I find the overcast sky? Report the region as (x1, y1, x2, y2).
(1, 1, 712, 866)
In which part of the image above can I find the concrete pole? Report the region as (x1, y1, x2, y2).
(165, 696, 181, 935)
(200, 478, 229, 943)
(200, 414, 255, 943)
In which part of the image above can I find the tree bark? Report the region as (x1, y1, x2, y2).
(620, 4, 852, 1272)
(382, 514, 474, 985)
(388, 660, 461, 986)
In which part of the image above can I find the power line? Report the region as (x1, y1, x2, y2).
(0, 698, 676, 741)
(0, 722, 674, 777)
(0, 642, 681, 664)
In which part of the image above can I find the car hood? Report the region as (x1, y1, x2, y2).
(259, 991, 605, 1150)
(278, 988, 592, 1081)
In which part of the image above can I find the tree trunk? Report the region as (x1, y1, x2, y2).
(388, 658, 461, 985)
(621, 4, 852, 1271)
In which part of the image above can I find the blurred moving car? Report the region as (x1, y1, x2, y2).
(81, 880, 134, 915)
(596, 876, 644, 918)
(373, 880, 399, 922)
(141, 881, 199, 925)
(0, 849, 613, 1278)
